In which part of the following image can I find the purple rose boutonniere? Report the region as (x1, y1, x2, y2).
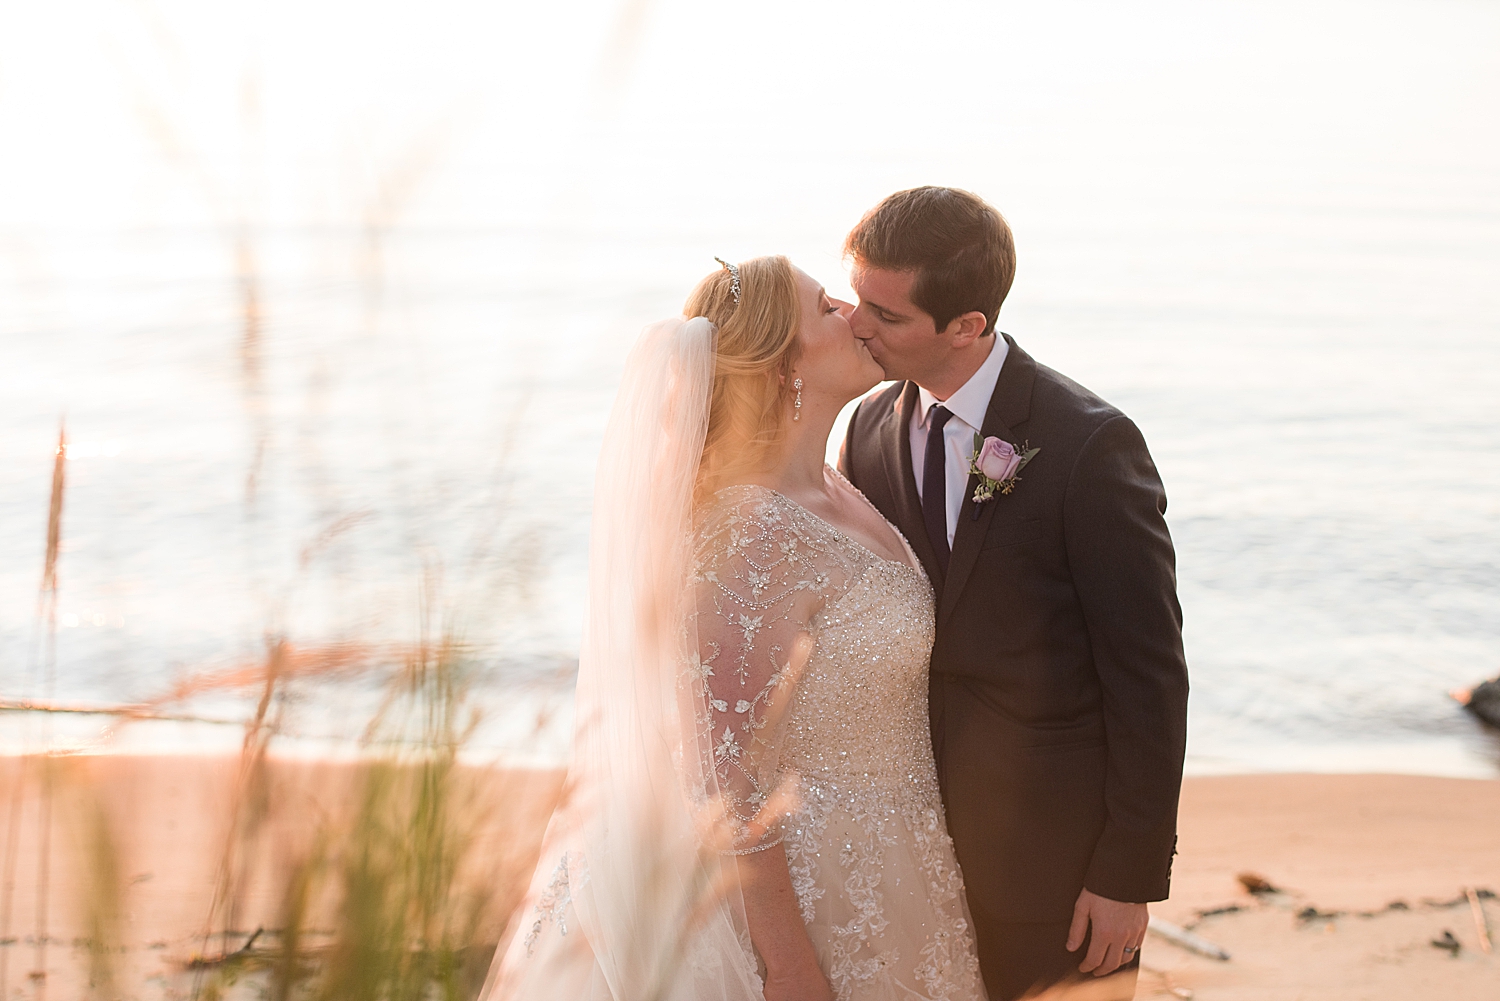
(968, 434, 1040, 510)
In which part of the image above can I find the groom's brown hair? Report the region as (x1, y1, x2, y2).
(844, 186, 1016, 336)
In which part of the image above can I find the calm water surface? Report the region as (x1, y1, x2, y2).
(2, 0, 1498, 774)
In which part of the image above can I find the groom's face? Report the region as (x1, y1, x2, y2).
(848, 266, 941, 383)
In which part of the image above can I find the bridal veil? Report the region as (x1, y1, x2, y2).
(480, 316, 767, 1001)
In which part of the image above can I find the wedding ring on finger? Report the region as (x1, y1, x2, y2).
(1122, 946, 1137, 955)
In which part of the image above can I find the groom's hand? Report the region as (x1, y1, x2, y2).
(1067, 888, 1148, 977)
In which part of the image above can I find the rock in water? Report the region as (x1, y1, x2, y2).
(1465, 677, 1500, 728)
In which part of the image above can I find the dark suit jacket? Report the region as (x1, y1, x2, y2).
(838, 335, 1188, 922)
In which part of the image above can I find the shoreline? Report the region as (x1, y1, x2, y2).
(4, 721, 1497, 782)
(0, 759, 1495, 998)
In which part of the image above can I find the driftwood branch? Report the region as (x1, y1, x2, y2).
(185, 927, 264, 968)
(1148, 916, 1232, 961)
(1468, 886, 1493, 954)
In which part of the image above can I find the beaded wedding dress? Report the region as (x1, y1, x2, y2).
(480, 317, 985, 1001)
(689, 478, 985, 1000)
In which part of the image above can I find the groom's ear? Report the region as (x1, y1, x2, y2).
(942, 310, 990, 349)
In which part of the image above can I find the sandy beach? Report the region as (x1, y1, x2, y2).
(1148, 773, 1499, 999)
(1, 758, 1495, 999)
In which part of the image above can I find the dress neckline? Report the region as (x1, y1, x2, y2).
(717, 470, 925, 578)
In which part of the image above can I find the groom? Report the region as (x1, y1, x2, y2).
(837, 187, 1189, 1000)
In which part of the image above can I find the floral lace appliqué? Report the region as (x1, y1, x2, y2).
(687, 479, 983, 1000)
(523, 852, 574, 957)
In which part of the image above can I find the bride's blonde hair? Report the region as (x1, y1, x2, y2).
(685, 255, 801, 502)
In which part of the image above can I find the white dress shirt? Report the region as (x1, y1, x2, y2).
(910, 335, 1010, 548)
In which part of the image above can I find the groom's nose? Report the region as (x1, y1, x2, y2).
(847, 303, 874, 339)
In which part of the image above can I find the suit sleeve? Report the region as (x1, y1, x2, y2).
(1063, 414, 1188, 904)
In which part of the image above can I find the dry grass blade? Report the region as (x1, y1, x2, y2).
(237, 226, 268, 507)
(41, 427, 66, 596)
(311, 631, 489, 1001)
(191, 637, 288, 998)
(137, 642, 402, 712)
(0, 761, 22, 998)
(28, 426, 68, 999)
(74, 770, 124, 998)
(0, 429, 66, 997)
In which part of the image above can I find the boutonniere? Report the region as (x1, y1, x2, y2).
(968, 434, 1040, 510)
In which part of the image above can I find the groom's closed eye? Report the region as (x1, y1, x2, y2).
(858, 298, 904, 324)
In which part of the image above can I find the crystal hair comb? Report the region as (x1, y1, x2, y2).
(713, 256, 741, 305)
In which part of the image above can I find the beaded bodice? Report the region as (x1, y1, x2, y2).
(777, 553, 936, 793)
(687, 475, 983, 1001)
(687, 479, 932, 851)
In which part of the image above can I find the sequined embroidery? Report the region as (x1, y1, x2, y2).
(523, 853, 573, 957)
(687, 475, 984, 1001)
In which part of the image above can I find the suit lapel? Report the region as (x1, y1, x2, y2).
(880, 381, 944, 587)
(938, 335, 1038, 627)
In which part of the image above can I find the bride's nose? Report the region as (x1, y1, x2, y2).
(831, 297, 854, 319)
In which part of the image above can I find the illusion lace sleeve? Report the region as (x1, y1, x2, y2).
(687, 487, 857, 855)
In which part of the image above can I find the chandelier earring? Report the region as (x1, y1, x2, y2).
(793, 378, 804, 421)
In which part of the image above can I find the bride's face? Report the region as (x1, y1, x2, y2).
(789, 266, 884, 411)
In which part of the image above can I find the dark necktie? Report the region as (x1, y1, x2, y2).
(923, 405, 954, 579)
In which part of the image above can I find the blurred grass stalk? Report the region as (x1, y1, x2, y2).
(6, 37, 567, 995)
(0, 423, 545, 1001)
(183, 605, 540, 1001)
(0, 225, 556, 1001)
(76, 770, 124, 999)
(307, 632, 483, 1001)
(0, 426, 67, 998)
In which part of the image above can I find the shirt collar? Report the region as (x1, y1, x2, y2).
(916, 335, 1010, 432)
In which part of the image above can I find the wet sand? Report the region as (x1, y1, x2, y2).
(0, 759, 1495, 999)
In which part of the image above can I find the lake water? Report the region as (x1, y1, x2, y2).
(2, 0, 1498, 775)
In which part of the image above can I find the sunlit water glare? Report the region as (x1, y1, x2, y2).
(3, 0, 1499, 775)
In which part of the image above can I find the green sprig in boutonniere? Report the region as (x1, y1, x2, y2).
(968, 434, 1040, 513)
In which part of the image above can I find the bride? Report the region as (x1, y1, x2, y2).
(481, 256, 987, 1001)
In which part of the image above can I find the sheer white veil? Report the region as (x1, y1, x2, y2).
(482, 316, 765, 1001)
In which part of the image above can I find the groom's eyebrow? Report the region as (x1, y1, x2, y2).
(864, 298, 906, 320)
